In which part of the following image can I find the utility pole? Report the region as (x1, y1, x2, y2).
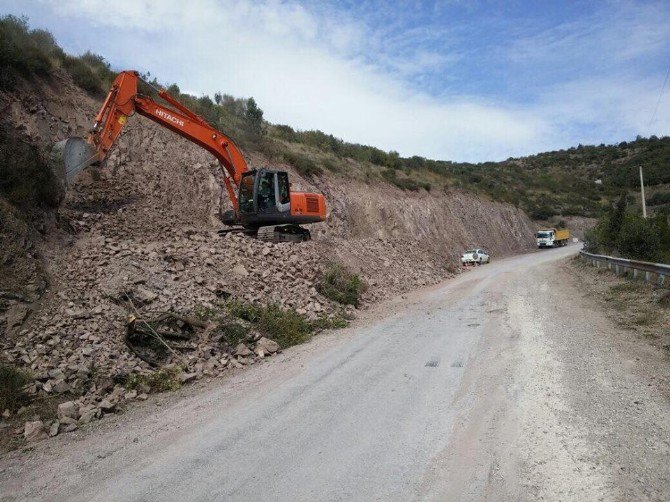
(640, 165, 647, 218)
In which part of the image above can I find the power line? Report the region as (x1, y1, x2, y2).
(649, 65, 670, 126)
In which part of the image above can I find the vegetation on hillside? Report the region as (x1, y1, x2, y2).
(317, 264, 367, 307)
(2, 14, 669, 221)
(585, 193, 670, 263)
(0, 15, 115, 95)
(0, 121, 61, 216)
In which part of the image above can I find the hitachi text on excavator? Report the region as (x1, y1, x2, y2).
(52, 71, 327, 242)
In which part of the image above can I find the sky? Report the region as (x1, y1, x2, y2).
(2, 0, 669, 162)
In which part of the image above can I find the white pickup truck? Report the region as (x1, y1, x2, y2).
(460, 248, 490, 265)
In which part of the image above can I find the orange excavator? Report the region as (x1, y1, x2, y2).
(53, 70, 326, 242)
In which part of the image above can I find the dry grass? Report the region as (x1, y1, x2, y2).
(571, 257, 670, 353)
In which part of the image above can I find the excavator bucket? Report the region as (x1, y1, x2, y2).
(50, 137, 98, 195)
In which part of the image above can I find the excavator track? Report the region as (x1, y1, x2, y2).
(256, 225, 311, 243)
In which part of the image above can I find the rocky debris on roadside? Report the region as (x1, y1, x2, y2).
(0, 76, 536, 447)
(254, 337, 280, 357)
(23, 420, 47, 442)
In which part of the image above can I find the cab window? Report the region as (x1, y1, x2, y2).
(277, 172, 290, 205)
(239, 173, 255, 213)
(258, 171, 276, 212)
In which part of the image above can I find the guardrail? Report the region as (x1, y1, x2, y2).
(579, 251, 669, 286)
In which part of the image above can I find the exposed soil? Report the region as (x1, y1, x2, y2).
(0, 73, 537, 448)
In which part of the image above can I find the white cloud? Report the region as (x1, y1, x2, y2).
(7, 0, 670, 161)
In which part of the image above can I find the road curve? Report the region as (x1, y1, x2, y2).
(2, 245, 669, 501)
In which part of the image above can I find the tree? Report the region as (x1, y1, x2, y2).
(214, 91, 222, 105)
(603, 192, 627, 248)
(616, 215, 661, 261)
(244, 97, 264, 139)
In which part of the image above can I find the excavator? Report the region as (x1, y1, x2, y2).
(52, 70, 326, 242)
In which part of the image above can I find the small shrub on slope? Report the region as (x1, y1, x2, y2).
(317, 263, 367, 307)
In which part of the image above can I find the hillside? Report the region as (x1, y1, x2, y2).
(2, 15, 667, 449)
(3, 15, 669, 223)
(0, 16, 546, 447)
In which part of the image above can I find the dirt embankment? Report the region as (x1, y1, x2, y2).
(0, 76, 536, 444)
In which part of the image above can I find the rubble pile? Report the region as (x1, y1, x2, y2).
(0, 76, 537, 443)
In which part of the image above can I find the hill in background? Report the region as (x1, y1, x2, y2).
(2, 14, 669, 222)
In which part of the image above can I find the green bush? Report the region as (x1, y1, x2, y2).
(78, 51, 115, 87)
(245, 97, 263, 131)
(226, 300, 313, 348)
(530, 204, 556, 220)
(218, 322, 250, 345)
(284, 151, 323, 178)
(0, 364, 32, 411)
(586, 197, 670, 262)
(616, 215, 660, 261)
(61, 55, 102, 94)
(317, 263, 367, 307)
(257, 304, 312, 347)
(0, 15, 53, 89)
(321, 157, 342, 172)
(0, 123, 61, 215)
(381, 168, 423, 191)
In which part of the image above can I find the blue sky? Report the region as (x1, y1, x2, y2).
(2, 0, 669, 162)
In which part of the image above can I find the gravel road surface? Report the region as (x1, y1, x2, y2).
(2, 245, 669, 501)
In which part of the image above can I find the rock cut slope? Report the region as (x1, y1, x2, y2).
(0, 74, 536, 438)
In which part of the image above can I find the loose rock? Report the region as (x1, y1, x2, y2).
(24, 421, 47, 442)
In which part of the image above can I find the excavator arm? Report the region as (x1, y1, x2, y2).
(88, 71, 245, 209)
(54, 70, 326, 242)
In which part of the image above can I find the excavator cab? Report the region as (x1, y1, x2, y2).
(228, 168, 324, 242)
(238, 169, 291, 216)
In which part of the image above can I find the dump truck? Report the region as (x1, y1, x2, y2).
(536, 228, 570, 248)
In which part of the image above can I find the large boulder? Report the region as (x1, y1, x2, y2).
(234, 343, 252, 356)
(255, 337, 280, 355)
(57, 401, 79, 420)
(24, 421, 47, 442)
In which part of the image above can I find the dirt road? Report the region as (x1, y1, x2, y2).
(2, 245, 669, 501)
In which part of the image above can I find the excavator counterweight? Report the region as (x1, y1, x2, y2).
(52, 70, 326, 241)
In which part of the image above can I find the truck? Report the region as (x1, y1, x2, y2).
(536, 228, 570, 248)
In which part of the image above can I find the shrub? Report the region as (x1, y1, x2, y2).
(78, 51, 115, 87)
(257, 137, 283, 161)
(311, 315, 351, 330)
(381, 168, 422, 191)
(124, 367, 182, 393)
(0, 122, 61, 215)
(226, 300, 313, 348)
(284, 151, 323, 178)
(616, 215, 661, 261)
(257, 304, 312, 347)
(530, 204, 556, 220)
(218, 322, 250, 345)
(61, 55, 102, 94)
(0, 15, 53, 89)
(317, 263, 367, 307)
(244, 97, 264, 140)
(321, 157, 342, 172)
(0, 364, 32, 411)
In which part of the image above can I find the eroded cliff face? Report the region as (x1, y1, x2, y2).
(0, 75, 536, 402)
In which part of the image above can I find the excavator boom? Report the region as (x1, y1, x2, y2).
(54, 71, 326, 241)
